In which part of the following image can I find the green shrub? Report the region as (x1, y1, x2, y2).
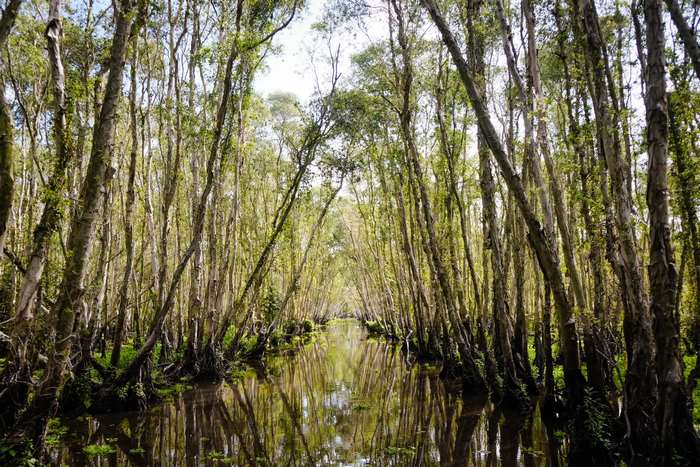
(302, 319, 314, 333)
(365, 320, 384, 335)
(82, 443, 116, 457)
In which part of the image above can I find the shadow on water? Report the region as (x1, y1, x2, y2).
(49, 320, 567, 466)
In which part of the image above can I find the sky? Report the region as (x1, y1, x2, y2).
(253, 0, 385, 104)
(253, 0, 335, 103)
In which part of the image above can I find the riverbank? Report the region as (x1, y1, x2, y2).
(0, 318, 324, 465)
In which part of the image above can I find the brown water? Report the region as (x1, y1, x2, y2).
(48, 320, 566, 466)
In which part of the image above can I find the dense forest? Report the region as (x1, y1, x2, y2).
(0, 0, 698, 465)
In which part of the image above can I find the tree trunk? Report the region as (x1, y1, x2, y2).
(0, 0, 23, 256)
(13, 0, 74, 325)
(112, 31, 241, 388)
(422, 0, 585, 409)
(576, 0, 659, 460)
(17, 0, 139, 443)
(663, 0, 700, 81)
(390, 0, 484, 390)
(668, 92, 700, 391)
(644, 0, 700, 461)
(111, 47, 140, 367)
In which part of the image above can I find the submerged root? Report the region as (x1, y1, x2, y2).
(195, 342, 227, 381)
(91, 359, 158, 414)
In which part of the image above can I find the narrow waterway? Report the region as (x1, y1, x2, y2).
(49, 320, 566, 466)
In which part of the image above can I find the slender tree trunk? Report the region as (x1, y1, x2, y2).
(13, 0, 74, 325)
(422, 0, 585, 410)
(184, 0, 203, 371)
(644, 0, 700, 461)
(17, 0, 139, 443)
(265, 181, 343, 336)
(0, 0, 23, 256)
(663, 0, 700, 80)
(111, 30, 241, 388)
(111, 48, 140, 367)
(576, 0, 659, 460)
(390, 0, 484, 389)
(668, 92, 700, 390)
(522, 0, 586, 311)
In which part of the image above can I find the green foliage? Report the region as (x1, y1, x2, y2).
(222, 326, 239, 350)
(683, 355, 700, 426)
(60, 370, 100, 410)
(82, 443, 116, 457)
(364, 320, 384, 336)
(0, 439, 36, 466)
(384, 446, 416, 457)
(45, 418, 69, 447)
(302, 319, 314, 333)
(573, 389, 614, 452)
(154, 382, 194, 401)
(261, 286, 281, 323)
(95, 342, 138, 369)
(0, 267, 14, 316)
(230, 364, 256, 381)
(206, 450, 235, 462)
(116, 383, 130, 401)
(352, 402, 370, 411)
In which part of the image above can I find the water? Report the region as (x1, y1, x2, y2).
(49, 320, 566, 466)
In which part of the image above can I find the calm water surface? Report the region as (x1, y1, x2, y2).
(49, 320, 566, 466)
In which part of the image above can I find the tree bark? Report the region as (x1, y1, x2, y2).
(668, 91, 700, 392)
(421, 0, 585, 408)
(390, 0, 484, 389)
(112, 31, 240, 388)
(14, 0, 74, 325)
(17, 0, 140, 442)
(576, 0, 659, 460)
(644, 0, 700, 461)
(0, 0, 23, 256)
(111, 47, 140, 367)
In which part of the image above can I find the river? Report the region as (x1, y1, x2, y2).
(48, 320, 566, 466)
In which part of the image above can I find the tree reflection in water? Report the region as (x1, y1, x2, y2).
(49, 321, 565, 466)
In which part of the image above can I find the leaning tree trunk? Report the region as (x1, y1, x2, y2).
(662, 0, 700, 81)
(184, 1, 204, 372)
(554, 0, 611, 393)
(16, 0, 140, 445)
(492, 0, 565, 400)
(0, 0, 25, 431)
(668, 91, 700, 392)
(110, 32, 242, 389)
(644, 0, 700, 462)
(264, 180, 343, 338)
(421, 0, 586, 410)
(389, 0, 485, 390)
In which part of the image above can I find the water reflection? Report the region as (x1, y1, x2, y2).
(49, 320, 565, 466)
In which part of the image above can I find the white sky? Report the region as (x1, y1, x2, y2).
(253, 0, 386, 104)
(254, 0, 331, 103)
